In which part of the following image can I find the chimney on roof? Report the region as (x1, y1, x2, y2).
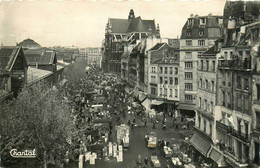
(148, 25, 153, 36)
(156, 24, 160, 39)
(190, 14, 194, 18)
(128, 9, 135, 22)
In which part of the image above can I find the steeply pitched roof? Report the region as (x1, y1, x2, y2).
(0, 46, 26, 73)
(152, 56, 179, 64)
(24, 48, 56, 65)
(18, 38, 41, 48)
(181, 15, 223, 39)
(202, 46, 219, 56)
(109, 18, 130, 33)
(127, 17, 156, 33)
(149, 43, 166, 51)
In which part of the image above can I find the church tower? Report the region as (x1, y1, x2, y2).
(128, 9, 135, 22)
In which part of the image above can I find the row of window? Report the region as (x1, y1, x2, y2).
(187, 18, 206, 25)
(185, 72, 193, 79)
(221, 112, 249, 135)
(158, 77, 178, 85)
(200, 60, 216, 72)
(185, 94, 193, 101)
(198, 98, 214, 114)
(159, 88, 178, 98)
(236, 76, 249, 90)
(185, 62, 193, 68)
(187, 30, 205, 37)
(222, 90, 249, 112)
(198, 116, 212, 136)
(199, 78, 215, 92)
(151, 67, 178, 75)
(185, 40, 205, 47)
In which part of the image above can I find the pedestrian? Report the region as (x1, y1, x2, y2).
(162, 124, 166, 130)
(152, 122, 156, 129)
(132, 122, 134, 129)
(176, 124, 179, 131)
(133, 117, 136, 124)
(144, 157, 148, 166)
(171, 118, 175, 128)
(144, 120, 147, 127)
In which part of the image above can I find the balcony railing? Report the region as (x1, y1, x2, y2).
(218, 60, 234, 68)
(253, 129, 260, 138)
(199, 24, 206, 29)
(216, 121, 249, 142)
(216, 121, 229, 132)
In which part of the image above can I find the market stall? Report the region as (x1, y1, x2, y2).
(116, 124, 130, 148)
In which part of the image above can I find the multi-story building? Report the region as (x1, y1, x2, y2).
(79, 48, 87, 60)
(252, 21, 260, 167)
(103, 9, 159, 75)
(213, 2, 260, 167)
(192, 39, 228, 167)
(124, 37, 162, 90)
(178, 14, 223, 117)
(149, 46, 179, 114)
(86, 48, 102, 68)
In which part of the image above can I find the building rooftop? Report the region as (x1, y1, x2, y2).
(24, 48, 56, 65)
(18, 38, 41, 48)
(181, 15, 223, 39)
(152, 56, 179, 64)
(27, 67, 53, 84)
(109, 18, 130, 33)
(107, 10, 157, 35)
(149, 43, 166, 51)
(127, 17, 156, 34)
(0, 46, 26, 72)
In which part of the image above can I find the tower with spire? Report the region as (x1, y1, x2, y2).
(128, 9, 135, 22)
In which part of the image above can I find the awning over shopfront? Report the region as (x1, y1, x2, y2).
(209, 147, 228, 167)
(151, 100, 164, 106)
(177, 104, 195, 111)
(225, 155, 248, 168)
(141, 98, 151, 110)
(138, 92, 146, 102)
(190, 133, 211, 157)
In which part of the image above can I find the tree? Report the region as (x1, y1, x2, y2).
(0, 82, 75, 168)
(64, 58, 89, 94)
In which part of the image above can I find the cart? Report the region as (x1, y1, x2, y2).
(147, 132, 157, 148)
(151, 154, 161, 168)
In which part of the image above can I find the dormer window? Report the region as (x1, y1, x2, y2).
(200, 18, 206, 25)
(188, 19, 193, 25)
(187, 31, 191, 36)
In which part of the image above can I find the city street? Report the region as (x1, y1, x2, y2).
(64, 77, 194, 168)
(67, 109, 184, 168)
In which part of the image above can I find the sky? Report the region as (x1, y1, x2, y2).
(0, 0, 226, 48)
